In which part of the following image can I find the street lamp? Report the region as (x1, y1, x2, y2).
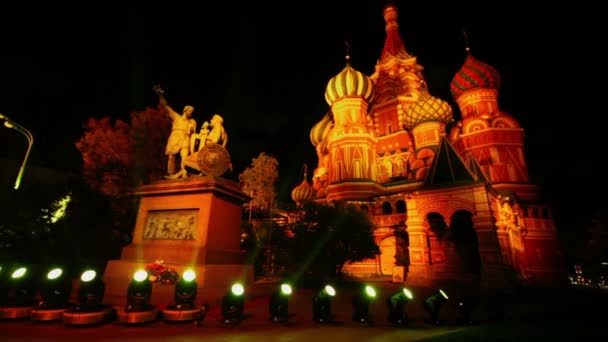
(0, 113, 33, 190)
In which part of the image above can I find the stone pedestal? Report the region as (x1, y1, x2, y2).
(103, 176, 253, 306)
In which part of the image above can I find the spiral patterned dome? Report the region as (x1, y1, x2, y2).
(325, 60, 374, 106)
(291, 178, 314, 205)
(404, 95, 453, 128)
(310, 112, 333, 147)
(450, 54, 502, 99)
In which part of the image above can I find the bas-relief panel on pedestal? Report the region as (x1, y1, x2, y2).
(143, 209, 198, 240)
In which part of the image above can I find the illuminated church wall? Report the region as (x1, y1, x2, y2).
(298, 3, 564, 288)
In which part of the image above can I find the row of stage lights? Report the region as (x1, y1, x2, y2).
(0, 265, 474, 326)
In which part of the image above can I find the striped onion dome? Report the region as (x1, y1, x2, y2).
(291, 165, 315, 205)
(405, 95, 453, 128)
(310, 111, 333, 147)
(450, 54, 502, 99)
(325, 57, 374, 106)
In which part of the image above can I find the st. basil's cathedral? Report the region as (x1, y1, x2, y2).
(291, 3, 564, 288)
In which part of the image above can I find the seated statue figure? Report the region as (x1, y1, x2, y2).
(206, 114, 228, 147)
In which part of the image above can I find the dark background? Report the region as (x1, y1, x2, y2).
(1, 1, 605, 258)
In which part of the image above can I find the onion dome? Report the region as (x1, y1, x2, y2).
(450, 54, 502, 99)
(291, 165, 315, 205)
(405, 95, 453, 128)
(325, 55, 374, 106)
(310, 111, 333, 147)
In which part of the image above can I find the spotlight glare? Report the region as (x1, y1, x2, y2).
(403, 288, 413, 299)
(231, 283, 245, 296)
(280, 283, 292, 295)
(47, 268, 63, 280)
(440, 289, 448, 300)
(133, 270, 148, 282)
(324, 285, 336, 297)
(182, 270, 196, 282)
(365, 285, 376, 298)
(81, 270, 96, 282)
(11, 267, 27, 279)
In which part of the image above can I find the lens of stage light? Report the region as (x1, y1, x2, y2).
(231, 283, 244, 296)
(182, 270, 196, 282)
(280, 283, 292, 295)
(11, 267, 27, 279)
(364, 285, 376, 298)
(324, 285, 336, 297)
(133, 270, 148, 282)
(403, 288, 413, 299)
(81, 270, 96, 282)
(440, 289, 448, 300)
(47, 268, 63, 280)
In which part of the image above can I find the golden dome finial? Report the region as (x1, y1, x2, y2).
(462, 29, 471, 55)
(344, 40, 351, 64)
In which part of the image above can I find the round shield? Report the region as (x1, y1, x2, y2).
(197, 143, 231, 176)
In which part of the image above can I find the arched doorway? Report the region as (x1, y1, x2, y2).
(426, 212, 448, 265)
(450, 210, 481, 276)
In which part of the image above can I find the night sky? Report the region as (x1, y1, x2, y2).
(1, 2, 605, 244)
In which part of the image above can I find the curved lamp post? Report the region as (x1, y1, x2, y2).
(0, 113, 33, 190)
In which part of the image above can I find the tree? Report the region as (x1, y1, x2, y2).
(238, 152, 279, 212)
(75, 107, 170, 197)
(75, 107, 170, 231)
(0, 184, 68, 263)
(238, 152, 280, 275)
(285, 202, 380, 281)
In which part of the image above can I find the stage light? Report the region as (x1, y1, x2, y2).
(117, 269, 160, 324)
(126, 270, 153, 312)
(352, 284, 377, 324)
(0, 266, 37, 319)
(455, 294, 479, 325)
(424, 289, 448, 325)
(269, 282, 292, 323)
(63, 269, 114, 325)
(174, 269, 197, 308)
(30, 267, 73, 322)
(221, 282, 246, 325)
(163, 269, 205, 322)
(312, 284, 336, 323)
(387, 287, 414, 326)
(76, 269, 105, 311)
(7, 266, 36, 307)
(0, 265, 7, 306)
(38, 267, 72, 309)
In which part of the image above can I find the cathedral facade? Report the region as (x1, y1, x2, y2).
(291, 4, 563, 288)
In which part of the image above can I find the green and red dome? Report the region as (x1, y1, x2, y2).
(450, 55, 501, 99)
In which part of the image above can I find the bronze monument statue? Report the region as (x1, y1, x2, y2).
(154, 85, 231, 178)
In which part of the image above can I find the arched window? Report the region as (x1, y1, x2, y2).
(396, 200, 406, 213)
(382, 202, 392, 215)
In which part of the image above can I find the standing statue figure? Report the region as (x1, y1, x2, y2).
(156, 90, 197, 179)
